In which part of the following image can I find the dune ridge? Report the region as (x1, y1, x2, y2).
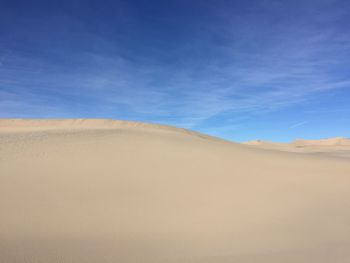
(293, 137, 350, 146)
(244, 137, 350, 147)
(243, 137, 350, 158)
(0, 118, 222, 142)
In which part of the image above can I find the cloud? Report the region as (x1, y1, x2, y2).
(1, 0, 350, 130)
(290, 121, 308, 129)
(0, 51, 11, 67)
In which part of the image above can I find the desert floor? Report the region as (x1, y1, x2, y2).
(1, 119, 350, 263)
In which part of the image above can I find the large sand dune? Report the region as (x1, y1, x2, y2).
(1, 119, 350, 263)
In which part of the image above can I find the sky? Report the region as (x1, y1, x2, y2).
(1, 0, 350, 142)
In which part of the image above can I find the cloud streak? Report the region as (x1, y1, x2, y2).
(1, 0, 350, 138)
(290, 121, 308, 129)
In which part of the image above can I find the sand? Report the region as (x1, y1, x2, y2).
(244, 137, 350, 158)
(1, 119, 350, 263)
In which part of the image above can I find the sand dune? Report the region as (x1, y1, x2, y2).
(244, 137, 350, 158)
(293, 137, 350, 147)
(1, 119, 350, 263)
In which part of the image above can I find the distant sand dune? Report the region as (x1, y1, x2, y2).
(293, 137, 350, 146)
(244, 137, 350, 158)
(1, 119, 350, 263)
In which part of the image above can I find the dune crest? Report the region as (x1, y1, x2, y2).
(0, 118, 194, 132)
(244, 137, 350, 147)
(243, 137, 350, 158)
(0, 118, 220, 142)
(293, 137, 350, 146)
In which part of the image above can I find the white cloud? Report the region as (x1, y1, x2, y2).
(289, 121, 308, 129)
(1, 1, 350, 130)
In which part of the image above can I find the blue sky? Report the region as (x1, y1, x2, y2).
(1, 0, 349, 142)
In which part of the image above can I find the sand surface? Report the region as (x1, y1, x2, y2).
(1, 119, 350, 263)
(244, 137, 350, 158)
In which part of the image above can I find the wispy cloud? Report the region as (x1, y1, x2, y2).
(1, 0, 350, 133)
(0, 51, 11, 67)
(290, 121, 308, 129)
